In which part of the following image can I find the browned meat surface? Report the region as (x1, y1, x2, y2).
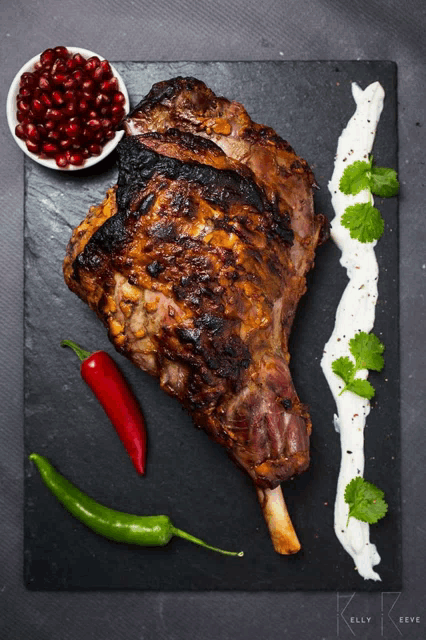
(64, 77, 327, 491)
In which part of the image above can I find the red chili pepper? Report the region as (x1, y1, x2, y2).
(61, 339, 147, 475)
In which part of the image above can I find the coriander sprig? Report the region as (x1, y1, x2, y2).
(344, 477, 388, 526)
(338, 155, 399, 243)
(339, 156, 399, 198)
(331, 331, 385, 399)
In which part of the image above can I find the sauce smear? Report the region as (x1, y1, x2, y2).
(321, 81, 384, 581)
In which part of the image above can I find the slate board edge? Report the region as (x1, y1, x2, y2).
(23, 60, 401, 591)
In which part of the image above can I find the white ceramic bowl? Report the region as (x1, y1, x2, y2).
(6, 47, 130, 171)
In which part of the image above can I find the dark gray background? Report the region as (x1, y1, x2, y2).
(0, 1, 425, 638)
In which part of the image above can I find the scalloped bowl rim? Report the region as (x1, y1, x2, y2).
(6, 47, 129, 171)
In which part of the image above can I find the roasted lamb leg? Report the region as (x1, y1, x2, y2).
(64, 78, 327, 553)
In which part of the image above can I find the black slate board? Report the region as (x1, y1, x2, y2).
(24, 61, 400, 591)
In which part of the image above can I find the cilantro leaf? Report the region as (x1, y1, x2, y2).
(339, 160, 372, 195)
(339, 157, 399, 198)
(346, 378, 375, 399)
(331, 331, 385, 399)
(344, 477, 388, 525)
(349, 332, 385, 372)
(370, 166, 399, 198)
(332, 357, 355, 385)
(341, 202, 384, 243)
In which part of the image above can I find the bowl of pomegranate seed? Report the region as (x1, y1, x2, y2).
(6, 46, 130, 170)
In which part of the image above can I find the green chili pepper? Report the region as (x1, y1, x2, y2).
(29, 453, 244, 557)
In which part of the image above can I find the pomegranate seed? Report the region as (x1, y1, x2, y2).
(38, 76, 51, 91)
(82, 78, 95, 92)
(88, 143, 102, 155)
(99, 106, 110, 117)
(63, 77, 76, 90)
(78, 98, 89, 113)
(20, 72, 36, 88)
(92, 66, 104, 82)
(104, 130, 115, 141)
(34, 61, 43, 72)
(100, 117, 112, 130)
(65, 58, 76, 71)
(93, 130, 104, 141)
(26, 123, 40, 141)
(51, 73, 67, 86)
(111, 114, 123, 126)
(31, 99, 46, 116)
(64, 101, 77, 117)
(57, 122, 66, 136)
(69, 151, 84, 166)
(81, 148, 90, 159)
(44, 119, 56, 131)
(82, 127, 94, 140)
(55, 153, 69, 167)
(112, 91, 125, 105)
(95, 93, 110, 108)
(26, 139, 40, 154)
(37, 124, 47, 139)
(59, 138, 72, 150)
(52, 90, 65, 106)
(40, 92, 53, 107)
(45, 108, 62, 121)
(63, 90, 73, 102)
(17, 99, 30, 113)
(88, 110, 97, 119)
(85, 56, 100, 72)
(65, 122, 80, 137)
(15, 124, 26, 139)
(72, 53, 85, 67)
(53, 46, 68, 59)
(111, 104, 125, 117)
(19, 87, 32, 98)
(17, 112, 26, 123)
(100, 78, 118, 92)
(72, 69, 84, 83)
(51, 58, 66, 75)
(100, 60, 111, 74)
(87, 118, 101, 130)
(82, 90, 95, 102)
(40, 48, 55, 67)
(47, 130, 61, 142)
(42, 141, 59, 156)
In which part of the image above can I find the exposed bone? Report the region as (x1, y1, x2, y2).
(256, 485, 301, 554)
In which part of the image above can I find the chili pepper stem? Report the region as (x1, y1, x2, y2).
(61, 339, 91, 362)
(171, 526, 244, 557)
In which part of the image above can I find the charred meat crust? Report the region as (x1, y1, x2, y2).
(125, 76, 317, 187)
(76, 134, 293, 273)
(71, 133, 293, 396)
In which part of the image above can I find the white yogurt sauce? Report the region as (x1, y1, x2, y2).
(320, 81, 385, 581)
